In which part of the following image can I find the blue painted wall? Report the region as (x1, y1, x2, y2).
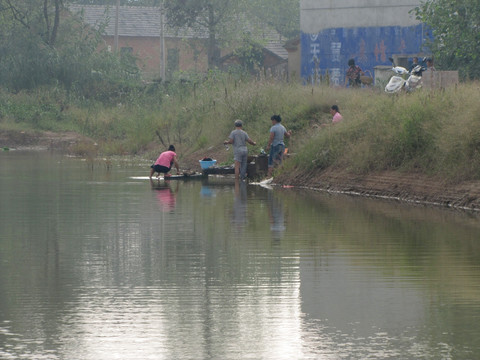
(301, 24, 426, 85)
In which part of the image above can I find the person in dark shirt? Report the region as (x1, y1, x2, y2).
(345, 58, 364, 87)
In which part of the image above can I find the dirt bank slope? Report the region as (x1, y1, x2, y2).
(181, 144, 480, 211)
(274, 167, 480, 211)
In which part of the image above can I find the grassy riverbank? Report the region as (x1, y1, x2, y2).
(1, 78, 480, 185)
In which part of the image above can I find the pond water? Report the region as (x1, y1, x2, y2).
(1, 151, 480, 360)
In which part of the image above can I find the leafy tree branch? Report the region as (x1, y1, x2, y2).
(412, 0, 480, 79)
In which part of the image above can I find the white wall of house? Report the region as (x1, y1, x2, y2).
(301, 0, 421, 33)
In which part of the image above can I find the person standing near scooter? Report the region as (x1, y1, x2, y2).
(345, 59, 364, 87)
(410, 57, 420, 73)
(426, 58, 436, 72)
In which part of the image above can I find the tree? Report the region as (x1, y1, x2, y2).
(70, 0, 162, 5)
(412, 0, 480, 80)
(163, 0, 248, 69)
(1, 0, 63, 46)
(232, 34, 265, 73)
(70, 0, 246, 69)
(0, 0, 139, 93)
(247, 0, 299, 39)
(69, 0, 299, 71)
(163, 0, 299, 70)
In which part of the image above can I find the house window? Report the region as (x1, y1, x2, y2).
(120, 47, 137, 69)
(120, 47, 133, 59)
(167, 48, 179, 80)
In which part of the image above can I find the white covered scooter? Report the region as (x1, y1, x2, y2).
(385, 57, 426, 93)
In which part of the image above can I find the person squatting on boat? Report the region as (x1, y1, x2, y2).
(150, 145, 180, 178)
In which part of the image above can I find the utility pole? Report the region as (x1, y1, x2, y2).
(114, 0, 120, 53)
(159, 3, 166, 79)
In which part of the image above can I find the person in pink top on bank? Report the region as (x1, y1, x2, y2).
(150, 145, 180, 178)
(330, 105, 343, 123)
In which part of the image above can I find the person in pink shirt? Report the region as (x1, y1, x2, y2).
(330, 105, 343, 123)
(150, 145, 180, 178)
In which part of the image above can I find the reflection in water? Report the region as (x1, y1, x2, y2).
(1, 153, 480, 360)
(200, 185, 215, 197)
(150, 179, 178, 212)
(267, 190, 286, 241)
(231, 180, 247, 228)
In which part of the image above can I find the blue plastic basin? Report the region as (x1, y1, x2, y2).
(199, 160, 217, 169)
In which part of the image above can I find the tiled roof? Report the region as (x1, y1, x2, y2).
(265, 40, 288, 60)
(67, 4, 207, 38)
(67, 5, 287, 59)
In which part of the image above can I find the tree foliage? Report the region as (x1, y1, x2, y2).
(0, 0, 63, 46)
(232, 34, 265, 73)
(69, 0, 299, 71)
(247, 0, 299, 39)
(70, 0, 162, 5)
(412, 0, 480, 80)
(0, 0, 140, 95)
(163, 0, 248, 69)
(0, 0, 300, 94)
(162, 0, 299, 70)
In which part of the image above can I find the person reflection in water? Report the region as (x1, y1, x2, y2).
(231, 180, 248, 229)
(150, 179, 178, 212)
(267, 191, 286, 241)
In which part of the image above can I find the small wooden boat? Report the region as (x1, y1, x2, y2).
(158, 171, 206, 180)
(202, 166, 235, 175)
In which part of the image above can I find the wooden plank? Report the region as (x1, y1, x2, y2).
(151, 172, 206, 180)
(203, 167, 235, 175)
(167, 173, 206, 180)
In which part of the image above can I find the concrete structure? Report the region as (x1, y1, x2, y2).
(284, 37, 302, 82)
(422, 70, 459, 89)
(299, 0, 430, 86)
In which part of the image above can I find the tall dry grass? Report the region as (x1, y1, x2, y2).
(287, 82, 480, 181)
(2, 78, 480, 181)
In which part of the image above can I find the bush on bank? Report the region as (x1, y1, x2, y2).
(1, 76, 480, 182)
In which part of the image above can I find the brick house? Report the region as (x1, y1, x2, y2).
(68, 5, 287, 80)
